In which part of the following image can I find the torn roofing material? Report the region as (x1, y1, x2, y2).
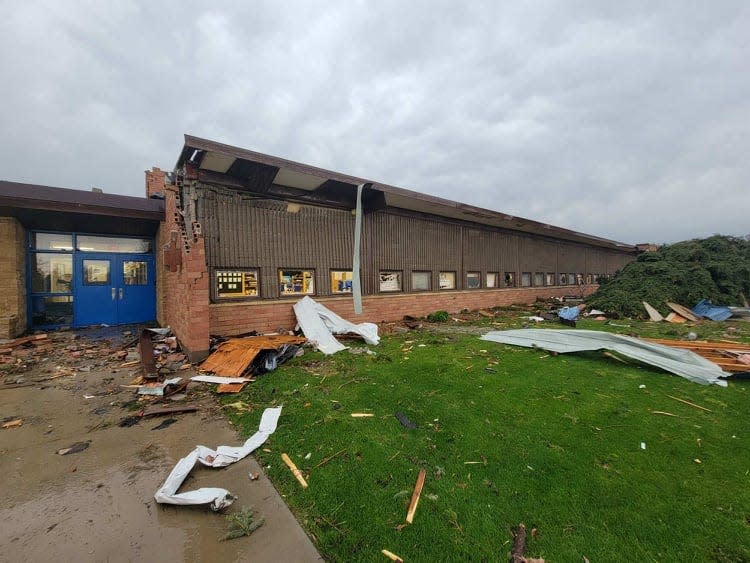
(692, 299, 733, 322)
(480, 329, 729, 386)
(293, 296, 379, 355)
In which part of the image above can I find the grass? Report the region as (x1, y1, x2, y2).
(224, 316, 750, 562)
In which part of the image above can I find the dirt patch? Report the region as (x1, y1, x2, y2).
(0, 327, 320, 562)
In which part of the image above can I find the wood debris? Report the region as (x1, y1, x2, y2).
(2, 418, 23, 429)
(281, 453, 308, 488)
(644, 338, 750, 373)
(200, 335, 305, 377)
(666, 302, 701, 322)
(382, 549, 404, 562)
(405, 468, 426, 524)
(216, 382, 248, 394)
(510, 523, 545, 563)
(351, 413, 375, 418)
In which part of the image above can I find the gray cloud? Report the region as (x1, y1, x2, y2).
(1, 1, 748, 244)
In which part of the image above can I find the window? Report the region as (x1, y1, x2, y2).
(411, 271, 431, 291)
(439, 271, 456, 290)
(559, 273, 567, 285)
(123, 261, 148, 285)
(521, 272, 532, 287)
(32, 254, 73, 293)
(217, 269, 259, 298)
(567, 273, 576, 285)
(83, 259, 110, 285)
(466, 272, 481, 289)
(76, 235, 151, 253)
(279, 269, 314, 295)
(379, 271, 402, 292)
(546, 272, 556, 286)
(32, 233, 73, 251)
(486, 272, 498, 288)
(331, 270, 353, 293)
(31, 295, 73, 326)
(534, 272, 544, 286)
(504, 272, 515, 287)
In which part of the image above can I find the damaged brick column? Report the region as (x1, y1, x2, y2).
(146, 167, 210, 362)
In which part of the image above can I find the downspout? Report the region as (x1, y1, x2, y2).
(352, 183, 371, 315)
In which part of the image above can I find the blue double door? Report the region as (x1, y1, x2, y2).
(74, 253, 156, 326)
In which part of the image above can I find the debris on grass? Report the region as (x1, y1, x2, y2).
(405, 468, 427, 524)
(281, 453, 309, 488)
(665, 395, 712, 412)
(395, 411, 417, 429)
(222, 506, 265, 541)
(351, 413, 375, 418)
(510, 523, 545, 563)
(382, 549, 404, 562)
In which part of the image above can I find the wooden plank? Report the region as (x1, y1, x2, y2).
(666, 302, 701, 322)
(642, 301, 664, 322)
(666, 395, 711, 412)
(281, 453, 308, 488)
(405, 468, 427, 524)
(216, 382, 247, 394)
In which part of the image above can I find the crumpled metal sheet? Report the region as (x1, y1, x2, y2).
(293, 296, 379, 355)
(154, 406, 282, 510)
(480, 329, 729, 386)
(692, 299, 733, 321)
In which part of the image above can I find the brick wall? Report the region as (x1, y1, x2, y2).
(0, 217, 27, 338)
(147, 169, 210, 361)
(210, 285, 598, 336)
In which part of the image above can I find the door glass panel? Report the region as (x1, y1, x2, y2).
(33, 233, 73, 251)
(32, 254, 73, 293)
(123, 261, 148, 285)
(32, 296, 73, 325)
(83, 259, 111, 285)
(76, 235, 151, 253)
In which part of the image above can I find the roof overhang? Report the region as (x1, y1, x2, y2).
(177, 135, 636, 252)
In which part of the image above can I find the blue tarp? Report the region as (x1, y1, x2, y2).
(692, 299, 733, 322)
(558, 306, 581, 321)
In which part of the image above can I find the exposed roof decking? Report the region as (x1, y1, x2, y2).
(178, 135, 635, 252)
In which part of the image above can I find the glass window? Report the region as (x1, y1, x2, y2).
(31, 254, 72, 293)
(217, 269, 259, 298)
(379, 271, 402, 292)
(76, 235, 151, 253)
(559, 273, 567, 285)
(568, 273, 576, 285)
(31, 296, 73, 325)
(521, 272, 532, 287)
(504, 272, 515, 287)
(486, 272, 498, 288)
(279, 269, 314, 295)
(83, 259, 111, 285)
(439, 271, 456, 290)
(534, 272, 544, 286)
(466, 272, 481, 289)
(33, 233, 73, 251)
(411, 271, 431, 291)
(331, 270, 353, 293)
(546, 272, 556, 286)
(123, 261, 148, 285)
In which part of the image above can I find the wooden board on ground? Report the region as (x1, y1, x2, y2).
(216, 382, 248, 394)
(644, 338, 750, 372)
(666, 302, 701, 322)
(200, 335, 306, 377)
(643, 301, 664, 322)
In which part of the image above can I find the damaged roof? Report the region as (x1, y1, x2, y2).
(177, 135, 637, 252)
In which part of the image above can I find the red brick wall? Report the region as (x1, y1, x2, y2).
(147, 169, 210, 360)
(210, 285, 598, 336)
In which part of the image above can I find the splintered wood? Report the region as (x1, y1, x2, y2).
(405, 468, 427, 524)
(644, 338, 750, 373)
(281, 453, 308, 488)
(200, 335, 306, 377)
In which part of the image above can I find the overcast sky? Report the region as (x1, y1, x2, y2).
(1, 2, 748, 244)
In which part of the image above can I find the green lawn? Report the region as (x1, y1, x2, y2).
(225, 317, 750, 562)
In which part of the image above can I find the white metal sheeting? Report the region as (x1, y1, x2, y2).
(293, 296, 379, 355)
(154, 406, 282, 510)
(481, 329, 729, 386)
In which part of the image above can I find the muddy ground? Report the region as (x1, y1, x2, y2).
(0, 328, 321, 563)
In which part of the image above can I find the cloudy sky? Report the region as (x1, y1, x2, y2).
(1, 1, 748, 244)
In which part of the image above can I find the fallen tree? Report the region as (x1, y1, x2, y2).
(586, 235, 750, 318)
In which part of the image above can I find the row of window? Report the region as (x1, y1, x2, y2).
(215, 268, 611, 300)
